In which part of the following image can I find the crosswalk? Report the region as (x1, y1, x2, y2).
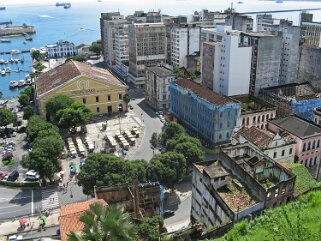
(41, 188, 59, 210)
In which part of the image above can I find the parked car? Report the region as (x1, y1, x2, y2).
(160, 117, 165, 123)
(163, 210, 175, 218)
(25, 170, 40, 181)
(7, 170, 19, 182)
(128, 104, 133, 110)
(155, 111, 159, 116)
(158, 111, 164, 115)
(0, 172, 8, 180)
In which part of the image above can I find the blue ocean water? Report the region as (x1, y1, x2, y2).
(0, 0, 320, 98)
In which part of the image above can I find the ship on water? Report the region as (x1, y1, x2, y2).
(0, 7, 6, 10)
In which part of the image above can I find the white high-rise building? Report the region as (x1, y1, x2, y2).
(114, 24, 129, 79)
(201, 26, 252, 96)
(171, 26, 200, 67)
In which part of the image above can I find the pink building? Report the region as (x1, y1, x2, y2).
(268, 115, 321, 167)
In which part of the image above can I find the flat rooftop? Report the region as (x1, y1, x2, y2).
(146, 65, 174, 77)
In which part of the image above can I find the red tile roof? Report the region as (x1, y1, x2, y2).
(59, 199, 107, 241)
(35, 60, 126, 96)
(174, 79, 237, 106)
(236, 126, 275, 149)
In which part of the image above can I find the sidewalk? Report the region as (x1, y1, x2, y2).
(0, 211, 60, 237)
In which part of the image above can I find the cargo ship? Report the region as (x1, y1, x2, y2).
(0, 7, 6, 10)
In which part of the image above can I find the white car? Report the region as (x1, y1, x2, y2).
(160, 117, 165, 123)
(26, 170, 40, 180)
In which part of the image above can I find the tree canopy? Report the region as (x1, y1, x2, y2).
(66, 55, 87, 62)
(78, 153, 149, 195)
(148, 152, 186, 189)
(89, 42, 102, 55)
(0, 109, 15, 127)
(23, 105, 34, 120)
(56, 102, 92, 129)
(26, 116, 59, 142)
(137, 216, 164, 241)
(45, 95, 75, 121)
(150, 132, 160, 150)
(160, 122, 185, 146)
(18, 94, 30, 107)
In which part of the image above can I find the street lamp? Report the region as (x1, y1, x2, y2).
(118, 104, 122, 134)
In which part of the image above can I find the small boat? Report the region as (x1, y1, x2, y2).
(25, 35, 33, 41)
(14, 59, 19, 63)
(11, 49, 21, 55)
(10, 81, 18, 88)
(0, 38, 11, 43)
(23, 41, 26, 44)
(21, 58, 25, 63)
(237, 1, 243, 3)
(25, 79, 32, 85)
(9, 58, 14, 63)
(63, 3, 71, 8)
(0, 59, 5, 64)
(1, 70, 6, 76)
(18, 80, 25, 87)
(5, 67, 11, 73)
(0, 7, 6, 11)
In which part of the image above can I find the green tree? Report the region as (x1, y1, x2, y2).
(148, 152, 186, 190)
(22, 148, 59, 179)
(78, 153, 148, 195)
(160, 122, 185, 146)
(18, 94, 30, 107)
(45, 95, 75, 121)
(31, 50, 41, 61)
(137, 216, 164, 241)
(173, 64, 184, 79)
(26, 116, 59, 142)
(56, 102, 92, 129)
(174, 142, 204, 170)
(33, 135, 64, 160)
(0, 109, 15, 127)
(21, 86, 34, 100)
(122, 93, 130, 109)
(23, 105, 34, 120)
(33, 62, 46, 72)
(165, 134, 201, 151)
(150, 132, 160, 150)
(68, 204, 137, 241)
(66, 55, 87, 62)
(89, 43, 102, 55)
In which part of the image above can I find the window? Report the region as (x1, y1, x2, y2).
(289, 148, 293, 155)
(273, 152, 277, 158)
(96, 96, 99, 102)
(318, 140, 320, 148)
(219, 134, 222, 140)
(96, 107, 100, 113)
(82, 98, 86, 104)
(314, 157, 317, 166)
(253, 116, 256, 123)
(313, 140, 316, 149)
(282, 150, 285, 156)
(303, 143, 306, 152)
(308, 142, 311, 151)
(107, 95, 111, 101)
(119, 94, 122, 100)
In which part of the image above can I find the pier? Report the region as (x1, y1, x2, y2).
(0, 25, 36, 37)
(0, 50, 30, 55)
(0, 21, 12, 26)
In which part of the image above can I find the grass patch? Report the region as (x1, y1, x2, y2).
(2, 159, 16, 166)
(282, 163, 321, 196)
(211, 191, 321, 241)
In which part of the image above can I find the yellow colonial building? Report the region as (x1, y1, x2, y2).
(35, 60, 128, 117)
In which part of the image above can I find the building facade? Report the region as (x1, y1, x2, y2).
(200, 26, 252, 96)
(128, 23, 167, 88)
(240, 32, 282, 96)
(100, 12, 127, 67)
(301, 21, 321, 48)
(234, 126, 296, 163)
(314, 108, 321, 126)
(114, 23, 129, 79)
(46, 40, 77, 58)
(145, 65, 175, 110)
(268, 115, 321, 168)
(35, 60, 128, 117)
(171, 26, 200, 68)
(256, 14, 274, 32)
(169, 79, 241, 146)
(201, 42, 216, 89)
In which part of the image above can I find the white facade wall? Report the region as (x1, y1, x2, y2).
(264, 141, 296, 163)
(46, 42, 77, 58)
(239, 109, 277, 130)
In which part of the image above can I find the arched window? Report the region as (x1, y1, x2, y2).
(246, 117, 249, 125)
(226, 132, 229, 139)
(312, 140, 316, 149)
(317, 140, 320, 148)
(253, 116, 256, 123)
(266, 114, 269, 120)
(257, 116, 260, 123)
(314, 157, 317, 166)
(303, 143, 306, 152)
(262, 115, 265, 122)
(308, 142, 311, 151)
(242, 118, 245, 126)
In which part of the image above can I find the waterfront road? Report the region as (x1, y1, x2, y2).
(0, 187, 42, 221)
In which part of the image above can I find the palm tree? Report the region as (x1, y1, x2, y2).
(67, 204, 137, 241)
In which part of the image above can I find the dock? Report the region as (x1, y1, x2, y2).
(0, 21, 12, 26)
(0, 25, 36, 37)
(0, 50, 30, 55)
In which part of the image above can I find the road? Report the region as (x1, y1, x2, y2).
(127, 88, 164, 161)
(0, 187, 42, 221)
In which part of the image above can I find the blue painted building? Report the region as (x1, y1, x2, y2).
(169, 79, 241, 146)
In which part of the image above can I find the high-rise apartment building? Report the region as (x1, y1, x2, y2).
(171, 25, 200, 68)
(301, 13, 321, 48)
(240, 32, 282, 96)
(256, 14, 274, 32)
(128, 23, 167, 88)
(200, 26, 252, 96)
(100, 12, 127, 67)
(225, 13, 253, 32)
(114, 24, 129, 79)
